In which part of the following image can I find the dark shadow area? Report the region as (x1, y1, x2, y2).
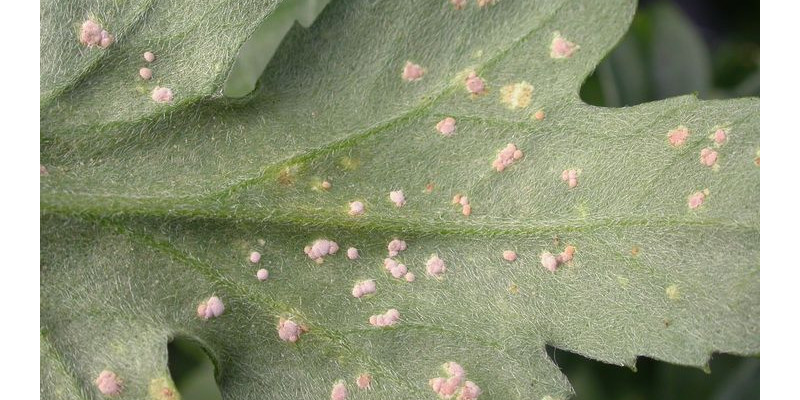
(580, 0, 759, 107)
(167, 337, 223, 400)
(547, 345, 759, 400)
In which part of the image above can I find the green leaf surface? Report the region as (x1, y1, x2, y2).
(40, 1, 760, 399)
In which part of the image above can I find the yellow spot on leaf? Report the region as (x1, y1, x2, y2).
(500, 82, 533, 109)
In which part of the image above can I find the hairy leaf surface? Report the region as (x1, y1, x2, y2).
(40, 1, 760, 399)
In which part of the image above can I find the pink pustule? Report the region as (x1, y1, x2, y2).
(550, 33, 579, 59)
(349, 201, 365, 216)
(688, 191, 706, 209)
(197, 296, 224, 320)
(561, 169, 579, 188)
(700, 148, 718, 167)
(249, 251, 261, 263)
(143, 51, 155, 62)
(256, 269, 269, 281)
(503, 250, 517, 262)
(390, 190, 406, 207)
(402, 61, 425, 81)
(95, 370, 123, 396)
(321, 180, 332, 190)
(356, 373, 372, 389)
(278, 318, 307, 342)
(426, 255, 446, 278)
(369, 308, 400, 327)
(352, 280, 376, 298)
(151, 87, 173, 103)
(430, 362, 478, 399)
(383, 258, 408, 279)
(304, 239, 339, 262)
(41, 165, 48, 176)
(437, 117, 457, 136)
(405, 272, 416, 282)
(668, 127, 690, 147)
(139, 67, 153, 80)
(557, 245, 576, 263)
(80, 20, 113, 48)
(465, 72, 486, 95)
(459, 381, 482, 400)
(451, 0, 467, 9)
(347, 247, 359, 260)
(714, 129, 727, 145)
(541, 252, 558, 272)
(331, 381, 348, 400)
(387, 239, 407, 257)
(493, 143, 523, 172)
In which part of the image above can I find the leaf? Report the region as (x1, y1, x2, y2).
(40, 1, 760, 399)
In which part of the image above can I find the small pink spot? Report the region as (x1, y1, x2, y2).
(437, 117, 457, 136)
(143, 51, 155, 63)
(197, 296, 224, 320)
(405, 272, 416, 282)
(41, 165, 49, 176)
(534, 110, 546, 121)
(668, 127, 690, 147)
(356, 373, 372, 390)
(349, 201, 365, 216)
(99, 30, 114, 48)
(249, 251, 261, 263)
(700, 148, 718, 167)
(352, 280, 376, 298)
(151, 87, 173, 103)
(502, 250, 517, 262)
(550, 32, 579, 59)
(450, 0, 467, 10)
(80, 20, 101, 47)
(331, 381, 348, 400)
(304, 239, 339, 262)
(426, 254, 446, 278)
(95, 370, 122, 396)
(714, 129, 727, 145)
(541, 252, 558, 272)
(369, 309, 400, 327)
(256, 268, 269, 281)
(452, 194, 463, 205)
(459, 196, 469, 206)
(557, 245, 575, 263)
(387, 239, 407, 257)
(139, 67, 153, 80)
(477, 0, 496, 7)
(321, 180, 332, 190)
(459, 381, 482, 400)
(278, 318, 307, 342)
(493, 143, 523, 172)
(462, 204, 472, 216)
(402, 61, 425, 81)
(80, 20, 113, 49)
(347, 247, 359, 260)
(390, 190, 406, 207)
(465, 72, 486, 95)
(688, 191, 706, 209)
(561, 169, 579, 188)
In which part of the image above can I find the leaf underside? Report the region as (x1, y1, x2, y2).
(40, 1, 760, 399)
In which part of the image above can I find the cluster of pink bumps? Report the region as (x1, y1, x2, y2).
(540, 245, 575, 272)
(429, 362, 481, 400)
(196, 296, 225, 320)
(369, 308, 400, 327)
(304, 239, 340, 263)
(492, 143, 524, 172)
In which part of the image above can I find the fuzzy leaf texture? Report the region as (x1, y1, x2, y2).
(40, 1, 760, 400)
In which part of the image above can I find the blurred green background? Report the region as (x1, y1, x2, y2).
(172, 0, 760, 398)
